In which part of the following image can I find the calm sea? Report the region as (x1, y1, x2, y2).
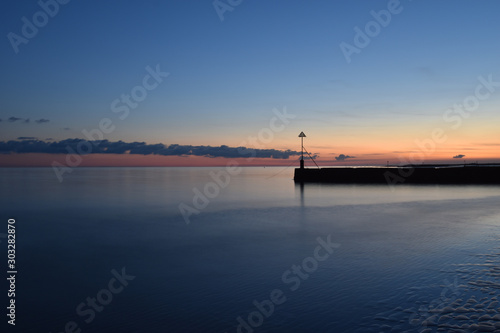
(1, 167, 500, 332)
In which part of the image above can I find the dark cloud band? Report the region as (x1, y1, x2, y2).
(0, 139, 301, 159)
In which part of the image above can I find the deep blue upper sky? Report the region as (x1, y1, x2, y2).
(1, 0, 500, 159)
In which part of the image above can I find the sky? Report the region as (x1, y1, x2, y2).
(1, 0, 500, 166)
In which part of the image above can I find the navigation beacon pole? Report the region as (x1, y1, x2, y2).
(299, 132, 306, 169)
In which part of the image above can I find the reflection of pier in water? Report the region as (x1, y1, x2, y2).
(299, 181, 304, 207)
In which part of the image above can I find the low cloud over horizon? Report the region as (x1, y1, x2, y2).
(334, 154, 356, 161)
(0, 139, 301, 159)
(453, 154, 466, 159)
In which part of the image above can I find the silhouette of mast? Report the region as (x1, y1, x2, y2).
(298, 131, 306, 169)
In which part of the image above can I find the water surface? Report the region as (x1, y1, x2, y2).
(1, 167, 500, 332)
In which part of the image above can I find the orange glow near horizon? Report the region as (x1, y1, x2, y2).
(3, 112, 498, 167)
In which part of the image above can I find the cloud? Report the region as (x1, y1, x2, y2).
(5, 117, 49, 124)
(304, 155, 319, 160)
(8, 117, 23, 122)
(17, 137, 37, 140)
(334, 154, 356, 161)
(453, 154, 465, 159)
(0, 139, 301, 159)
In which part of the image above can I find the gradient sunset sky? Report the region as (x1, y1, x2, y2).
(1, 0, 500, 166)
